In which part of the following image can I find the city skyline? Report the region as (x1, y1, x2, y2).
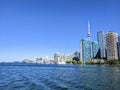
(0, 0, 120, 62)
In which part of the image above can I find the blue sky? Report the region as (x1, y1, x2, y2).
(0, 0, 120, 62)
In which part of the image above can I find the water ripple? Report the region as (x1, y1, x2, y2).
(0, 64, 120, 90)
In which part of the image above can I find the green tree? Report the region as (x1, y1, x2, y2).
(77, 61, 82, 64)
(72, 60, 77, 64)
(66, 60, 72, 64)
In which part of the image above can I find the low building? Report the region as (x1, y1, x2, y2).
(22, 59, 34, 63)
(54, 53, 74, 64)
(34, 58, 43, 63)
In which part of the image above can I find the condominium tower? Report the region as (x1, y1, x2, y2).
(92, 41, 99, 58)
(118, 36, 120, 59)
(97, 31, 106, 59)
(106, 32, 118, 60)
(80, 39, 92, 63)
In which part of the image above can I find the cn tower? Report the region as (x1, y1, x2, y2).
(87, 20, 91, 40)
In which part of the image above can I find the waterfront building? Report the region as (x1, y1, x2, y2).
(44, 56, 54, 64)
(54, 53, 74, 64)
(22, 59, 34, 63)
(118, 36, 120, 59)
(80, 39, 92, 63)
(74, 51, 80, 59)
(34, 58, 43, 63)
(64, 54, 74, 61)
(106, 32, 118, 60)
(97, 31, 106, 59)
(91, 41, 99, 58)
(80, 21, 93, 63)
(54, 53, 61, 64)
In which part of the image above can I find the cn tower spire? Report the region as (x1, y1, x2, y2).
(87, 20, 91, 40)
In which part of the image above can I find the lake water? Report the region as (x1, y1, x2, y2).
(0, 64, 120, 90)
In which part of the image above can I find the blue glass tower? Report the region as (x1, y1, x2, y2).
(92, 41, 99, 58)
(80, 39, 92, 63)
(97, 31, 106, 59)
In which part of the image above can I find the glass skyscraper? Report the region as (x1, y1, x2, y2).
(97, 31, 106, 59)
(92, 41, 99, 58)
(80, 39, 92, 63)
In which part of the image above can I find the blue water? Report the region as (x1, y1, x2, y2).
(0, 64, 120, 90)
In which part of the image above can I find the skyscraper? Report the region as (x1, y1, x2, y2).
(97, 31, 106, 59)
(118, 36, 120, 59)
(80, 39, 92, 63)
(106, 32, 118, 60)
(80, 21, 99, 63)
(91, 41, 99, 58)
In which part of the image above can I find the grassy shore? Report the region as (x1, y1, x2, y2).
(66, 60, 82, 65)
(85, 59, 120, 66)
